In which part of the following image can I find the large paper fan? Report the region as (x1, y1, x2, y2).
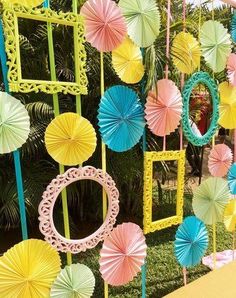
(200, 20, 231, 73)
(224, 200, 236, 232)
(219, 81, 236, 129)
(174, 216, 208, 268)
(80, 0, 127, 52)
(8, 0, 43, 7)
(0, 239, 61, 298)
(45, 113, 97, 166)
(50, 263, 95, 298)
(119, 0, 160, 48)
(227, 53, 236, 86)
(228, 163, 236, 195)
(208, 144, 233, 177)
(99, 222, 147, 286)
(192, 177, 230, 225)
(145, 79, 183, 137)
(98, 85, 145, 152)
(112, 36, 144, 84)
(171, 32, 201, 74)
(0, 92, 30, 154)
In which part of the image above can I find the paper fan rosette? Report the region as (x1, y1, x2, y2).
(0, 239, 61, 298)
(97, 85, 145, 152)
(8, 0, 43, 7)
(80, 0, 126, 52)
(227, 53, 236, 86)
(0, 92, 30, 154)
(171, 32, 201, 74)
(145, 79, 183, 137)
(112, 36, 144, 84)
(231, 13, 236, 43)
(99, 222, 147, 286)
(45, 113, 97, 166)
(228, 163, 236, 195)
(208, 144, 233, 177)
(219, 81, 236, 129)
(192, 177, 230, 225)
(200, 20, 231, 73)
(224, 200, 236, 232)
(175, 216, 208, 268)
(50, 263, 95, 298)
(119, 0, 160, 48)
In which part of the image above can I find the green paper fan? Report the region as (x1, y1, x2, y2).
(192, 177, 230, 225)
(0, 92, 30, 154)
(50, 263, 95, 298)
(118, 0, 160, 48)
(200, 20, 231, 73)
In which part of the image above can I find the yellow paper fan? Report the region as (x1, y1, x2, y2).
(112, 36, 145, 84)
(8, 0, 44, 7)
(45, 113, 97, 166)
(224, 200, 236, 232)
(172, 32, 201, 74)
(0, 239, 61, 298)
(219, 81, 236, 129)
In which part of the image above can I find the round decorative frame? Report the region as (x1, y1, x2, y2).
(182, 71, 219, 146)
(38, 166, 119, 254)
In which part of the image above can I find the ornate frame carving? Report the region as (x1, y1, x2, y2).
(143, 150, 185, 234)
(3, 4, 88, 95)
(38, 166, 119, 254)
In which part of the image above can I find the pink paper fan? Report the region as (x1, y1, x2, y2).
(145, 79, 183, 137)
(208, 144, 233, 177)
(227, 53, 236, 86)
(99, 222, 147, 286)
(80, 0, 127, 52)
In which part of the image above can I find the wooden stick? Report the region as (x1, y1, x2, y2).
(183, 267, 187, 286)
(213, 223, 217, 270)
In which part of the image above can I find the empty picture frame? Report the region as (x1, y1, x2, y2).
(3, 4, 88, 95)
(143, 150, 185, 234)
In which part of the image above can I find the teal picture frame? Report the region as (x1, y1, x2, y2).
(182, 71, 219, 146)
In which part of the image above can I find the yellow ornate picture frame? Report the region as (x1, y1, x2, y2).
(3, 4, 88, 95)
(143, 150, 185, 234)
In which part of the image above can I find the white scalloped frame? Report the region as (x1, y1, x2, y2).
(38, 166, 119, 254)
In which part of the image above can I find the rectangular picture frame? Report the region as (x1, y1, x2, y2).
(143, 150, 185, 234)
(3, 4, 88, 95)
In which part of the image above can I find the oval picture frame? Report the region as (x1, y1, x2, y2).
(38, 166, 119, 254)
(182, 71, 219, 146)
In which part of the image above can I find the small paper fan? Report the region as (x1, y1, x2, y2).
(228, 163, 236, 195)
(231, 13, 236, 43)
(99, 222, 147, 286)
(80, 0, 127, 52)
(97, 85, 145, 152)
(0, 92, 30, 154)
(174, 216, 208, 268)
(45, 113, 97, 166)
(50, 263, 95, 298)
(224, 200, 236, 232)
(208, 144, 233, 177)
(227, 53, 236, 87)
(0, 239, 61, 298)
(192, 177, 230, 225)
(219, 81, 236, 129)
(145, 79, 183, 137)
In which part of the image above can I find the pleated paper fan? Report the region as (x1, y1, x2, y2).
(224, 200, 236, 232)
(8, 0, 43, 7)
(227, 53, 236, 87)
(145, 79, 183, 137)
(228, 163, 236, 195)
(222, 0, 236, 8)
(97, 85, 145, 152)
(99, 222, 147, 286)
(208, 144, 233, 177)
(112, 36, 144, 84)
(171, 32, 201, 74)
(80, 0, 127, 52)
(0, 92, 30, 154)
(0, 239, 61, 298)
(231, 13, 236, 43)
(45, 113, 97, 166)
(200, 20, 231, 73)
(192, 177, 230, 225)
(174, 216, 208, 268)
(119, 0, 160, 48)
(51, 263, 95, 298)
(219, 81, 236, 129)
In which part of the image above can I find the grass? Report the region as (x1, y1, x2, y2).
(64, 195, 234, 298)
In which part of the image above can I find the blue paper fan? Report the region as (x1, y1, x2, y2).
(231, 13, 236, 43)
(174, 216, 208, 268)
(228, 163, 236, 195)
(98, 85, 145, 152)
